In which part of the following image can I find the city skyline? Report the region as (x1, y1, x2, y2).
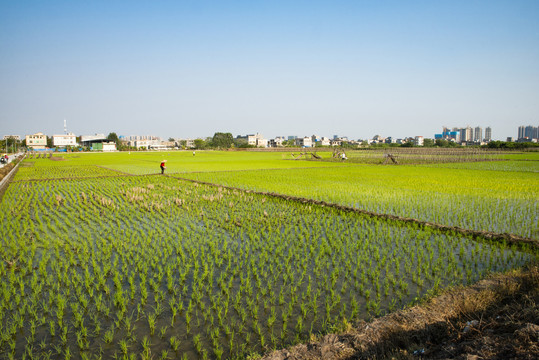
(0, 122, 508, 142)
(1, 1, 538, 140)
(7, 124, 531, 145)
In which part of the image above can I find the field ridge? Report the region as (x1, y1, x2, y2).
(172, 175, 539, 250)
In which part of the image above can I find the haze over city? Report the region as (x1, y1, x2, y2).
(1, 0, 538, 140)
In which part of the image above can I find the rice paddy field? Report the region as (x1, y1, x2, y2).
(0, 150, 537, 359)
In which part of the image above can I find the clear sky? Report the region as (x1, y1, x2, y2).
(1, 0, 538, 140)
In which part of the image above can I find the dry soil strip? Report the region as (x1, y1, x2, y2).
(172, 175, 539, 250)
(261, 266, 538, 360)
(12, 174, 129, 183)
(0, 155, 25, 201)
(95, 165, 135, 176)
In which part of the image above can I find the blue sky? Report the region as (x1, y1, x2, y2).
(1, 0, 538, 140)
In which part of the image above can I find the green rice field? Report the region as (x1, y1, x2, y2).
(0, 150, 537, 359)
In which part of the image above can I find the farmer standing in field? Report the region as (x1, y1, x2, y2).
(160, 160, 166, 174)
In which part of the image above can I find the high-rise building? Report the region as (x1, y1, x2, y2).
(518, 126, 526, 139)
(474, 126, 482, 142)
(518, 125, 539, 140)
(459, 128, 466, 142)
(484, 127, 492, 142)
(459, 127, 473, 142)
(525, 125, 536, 139)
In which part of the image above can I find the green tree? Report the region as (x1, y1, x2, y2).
(194, 138, 207, 149)
(281, 140, 293, 147)
(2, 136, 20, 153)
(435, 139, 460, 148)
(233, 137, 255, 148)
(400, 140, 414, 147)
(212, 132, 234, 149)
(106, 132, 121, 148)
(423, 138, 435, 147)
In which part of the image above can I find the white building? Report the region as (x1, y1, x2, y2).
(320, 137, 331, 146)
(81, 134, 106, 143)
(459, 126, 473, 143)
(295, 136, 313, 147)
(25, 132, 47, 149)
(414, 136, 424, 146)
(102, 142, 117, 151)
(309, 135, 331, 146)
(125, 135, 161, 141)
(3, 135, 20, 141)
(237, 133, 268, 147)
(269, 136, 286, 147)
(131, 139, 161, 149)
(52, 133, 77, 147)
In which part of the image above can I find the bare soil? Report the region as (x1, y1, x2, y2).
(262, 265, 539, 360)
(0, 161, 17, 180)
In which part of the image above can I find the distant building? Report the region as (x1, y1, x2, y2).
(414, 136, 424, 146)
(295, 136, 312, 147)
(320, 137, 331, 146)
(3, 135, 20, 141)
(526, 125, 538, 140)
(236, 133, 267, 147)
(309, 135, 330, 147)
(474, 127, 482, 143)
(131, 139, 161, 149)
(25, 132, 47, 149)
(484, 127, 492, 142)
(80, 134, 117, 151)
(88, 141, 116, 151)
(518, 126, 525, 140)
(518, 125, 538, 140)
(459, 127, 473, 143)
(124, 135, 161, 141)
(372, 135, 384, 143)
(439, 127, 459, 141)
(80, 134, 107, 149)
(52, 133, 77, 148)
(269, 136, 286, 147)
(81, 134, 106, 141)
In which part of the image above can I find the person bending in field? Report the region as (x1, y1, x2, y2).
(160, 160, 166, 174)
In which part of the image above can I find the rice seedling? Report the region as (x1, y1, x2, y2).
(0, 153, 535, 359)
